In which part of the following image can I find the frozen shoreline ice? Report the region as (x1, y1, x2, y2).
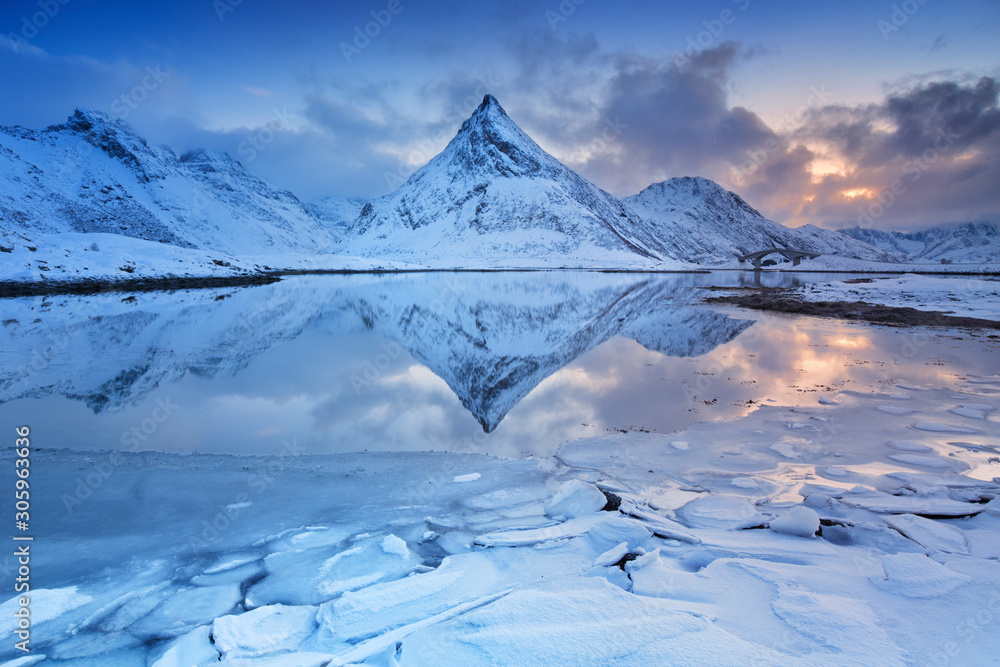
(3, 375, 999, 665)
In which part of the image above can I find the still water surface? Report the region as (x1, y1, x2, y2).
(1, 271, 996, 458)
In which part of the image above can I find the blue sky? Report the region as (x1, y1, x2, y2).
(2, 0, 998, 230)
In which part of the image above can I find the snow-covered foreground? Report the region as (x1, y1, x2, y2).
(0, 231, 419, 284)
(795, 274, 1000, 322)
(6, 374, 1000, 665)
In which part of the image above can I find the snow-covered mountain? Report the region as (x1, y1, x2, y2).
(839, 222, 1000, 264)
(623, 177, 902, 264)
(0, 109, 334, 255)
(329, 96, 899, 265)
(0, 103, 919, 271)
(306, 196, 367, 241)
(333, 95, 676, 263)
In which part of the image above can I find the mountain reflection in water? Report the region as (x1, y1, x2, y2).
(2, 271, 990, 458)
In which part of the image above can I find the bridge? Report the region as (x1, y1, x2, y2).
(738, 248, 821, 270)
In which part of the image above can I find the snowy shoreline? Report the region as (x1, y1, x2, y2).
(7, 370, 1000, 664)
(4, 264, 1000, 299)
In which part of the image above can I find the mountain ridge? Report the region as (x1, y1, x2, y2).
(0, 108, 335, 256)
(6, 100, 983, 271)
(839, 222, 999, 263)
(623, 176, 902, 264)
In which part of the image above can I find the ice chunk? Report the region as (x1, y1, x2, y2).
(148, 625, 219, 667)
(913, 421, 977, 434)
(888, 453, 952, 468)
(476, 513, 611, 547)
(949, 406, 987, 419)
(323, 589, 513, 666)
(841, 490, 983, 516)
(624, 549, 716, 603)
(889, 440, 932, 452)
(267, 525, 356, 553)
(592, 542, 630, 567)
(317, 553, 498, 644)
(203, 553, 261, 575)
(983, 497, 1000, 517)
(882, 514, 969, 555)
(622, 506, 702, 544)
(47, 630, 144, 660)
(584, 515, 653, 552)
(465, 486, 550, 510)
(675, 495, 764, 530)
(543, 480, 607, 519)
(246, 536, 420, 607)
(381, 534, 411, 558)
(871, 552, 971, 598)
(191, 561, 263, 587)
(130, 584, 242, 639)
(818, 396, 838, 405)
(0, 587, 91, 640)
(768, 507, 819, 538)
(452, 472, 481, 483)
(0, 656, 47, 667)
(769, 442, 800, 459)
(820, 521, 924, 557)
(86, 582, 174, 634)
(877, 405, 916, 415)
(436, 530, 475, 554)
(670, 440, 689, 450)
(212, 604, 318, 659)
(220, 652, 335, 667)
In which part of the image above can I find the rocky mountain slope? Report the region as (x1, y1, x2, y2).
(0, 110, 334, 256)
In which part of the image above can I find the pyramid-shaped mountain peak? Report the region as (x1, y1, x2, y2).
(444, 95, 550, 179)
(467, 94, 508, 123)
(338, 92, 673, 261)
(480, 93, 502, 110)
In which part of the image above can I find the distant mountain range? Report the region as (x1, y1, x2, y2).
(839, 222, 1000, 264)
(0, 99, 995, 272)
(622, 176, 896, 264)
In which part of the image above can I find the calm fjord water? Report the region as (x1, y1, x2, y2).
(1, 271, 996, 458)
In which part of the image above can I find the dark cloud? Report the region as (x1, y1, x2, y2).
(481, 35, 781, 199)
(885, 77, 1000, 156)
(778, 76, 1000, 229)
(593, 42, 778, 193)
